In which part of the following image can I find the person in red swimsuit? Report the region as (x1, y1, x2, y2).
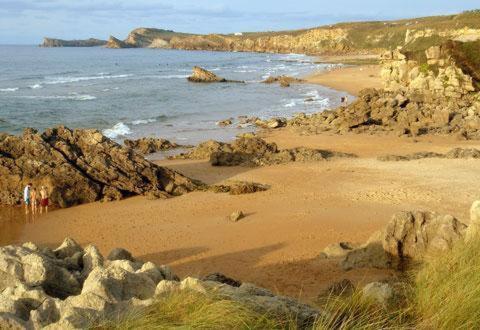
(40, 186, 49, 213)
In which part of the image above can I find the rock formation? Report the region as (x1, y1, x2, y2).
(173, 136, 356, 166)
(124, 137, 188, 155)
(40, 38, 107, 47)
(263, 76, 305, 87)
(381, 45, 476, 98)
(288, 88, 480, 139)
(105, 36, 133, 49)
(187, 66, 243, 83)
(378, 147, 480, 161)
(0, 239, 321, 329)
(0, 127, 200, 207)
(323, 203, 476, 271)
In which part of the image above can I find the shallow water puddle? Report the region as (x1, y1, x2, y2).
(0, 207, 48, 245)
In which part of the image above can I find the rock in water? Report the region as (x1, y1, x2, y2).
(0, 126, 200, 208)
(187, 66, 244, 83)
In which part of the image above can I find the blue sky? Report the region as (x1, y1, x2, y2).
(0, 0, 479, 44)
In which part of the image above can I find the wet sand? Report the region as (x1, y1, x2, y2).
(2, 129, 479, 302)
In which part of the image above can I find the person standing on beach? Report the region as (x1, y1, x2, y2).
(30, 187, 38, 214)
(23, 183, 32, 214)
(40, 186, 49, 213)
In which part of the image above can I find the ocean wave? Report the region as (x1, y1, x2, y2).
(30, 84, 42, 89)
(131, 118, 157, 125)
(19, 94, 96, 101)
(154, 74, 189, 79)
(0, 88, 19, 92)
(103, 122, 131, 139)
(44, 74, 133, 85)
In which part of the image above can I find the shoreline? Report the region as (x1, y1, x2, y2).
(304, 64, 382, 97)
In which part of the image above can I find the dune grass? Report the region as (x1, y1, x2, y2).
(97, 236, 480, 329)
(414, 237, 480, 329)
(96, 290, 293, 330)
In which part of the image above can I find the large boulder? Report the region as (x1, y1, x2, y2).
(0, 127, 200, 208)
(383, 211, 467, 263)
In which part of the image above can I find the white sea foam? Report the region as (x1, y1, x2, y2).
(20, 94, 96, 101)
(30, 84, 42, 89)
(44, 74, 132, 85)
(284, 100, 296, 108)
(131, 118, 157, 125)
(103, 122, 132, 139)
(155, 74, 189, 79)
(0, 88, 19, 92)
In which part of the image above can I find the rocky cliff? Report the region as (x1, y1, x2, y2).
(40, 38, 107, 47)
(101, 12, 480, 55)
(41, 11, 480, 54)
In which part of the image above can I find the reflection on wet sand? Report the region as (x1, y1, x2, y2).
(0, 206, 47, 246)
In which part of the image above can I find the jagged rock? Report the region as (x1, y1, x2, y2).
(383, 211, 467, 262)
(187, 66, 244, 83)
(202, 273, 242, 287)
(255, 117, 287, 129)
(53, 238, 83, 260)
(124, 137, 183, 155)
(155, 280, 180, 296)
(0, 312, 27, 329)
(0, 126, 199, 208)
(174, 136, 355, 167)
(107, 248, 135, 262)
(81, 245, 104, 280)
(229, 211, 245, 222)
(262, 76, 304, 87)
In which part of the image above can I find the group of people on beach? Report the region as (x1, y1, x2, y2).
(23, 183, 49, 214)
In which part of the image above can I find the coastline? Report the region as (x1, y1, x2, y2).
(1, 51, 479, 304)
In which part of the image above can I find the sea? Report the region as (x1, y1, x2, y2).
(0, 45, 347, 145)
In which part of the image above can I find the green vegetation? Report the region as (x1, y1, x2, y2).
(96, 236, 480, 329)
(96, 290, 294, 329)
(448, 40, 480, 89)
(415, 238, 480, 329)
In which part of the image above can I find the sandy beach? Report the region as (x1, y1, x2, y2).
(3, 127, 480, 302)
(306, 64, 382, 96)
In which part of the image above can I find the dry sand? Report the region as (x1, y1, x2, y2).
(3, 129, 480, 303)
(306, 65, 382, 96)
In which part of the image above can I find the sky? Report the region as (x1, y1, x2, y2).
(0, 0, 479, 44)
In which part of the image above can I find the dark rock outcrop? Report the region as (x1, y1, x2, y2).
(187, 66, 244, 83)
(378, 147, 480, 161)
(263, 76, 304, 87)
(173, 137, 356, 167)
(40, 38, 107, 47)
(0, 127, 200, 208)
(124, 137, 189, 155)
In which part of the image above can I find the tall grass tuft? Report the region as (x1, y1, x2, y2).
(415, 237, 480, 329)
(314, 291, 413, 330)
(96, 290, 294, 330)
